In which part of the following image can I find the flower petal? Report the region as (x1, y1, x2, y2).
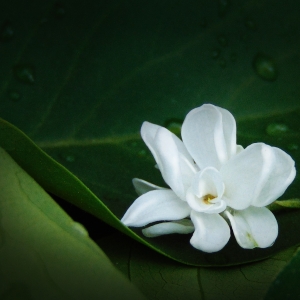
(192, 167, 225, 198)
(186, 167, 226, 214)
(190, 211, 230, 253)
(186, 187, 226, 214)
(140, 121, 162, 164)
(236, 145, 244, 154)
(221, 143, 296, 210)
(181, 104, 236, 170)
(142, 219, 194, 237)
(225, 206, 278, 249)
(132, 178, 166, 196)
(141, 122, 197, 200)
(251, 146, 296, 207)
(121, 190, 191, 227)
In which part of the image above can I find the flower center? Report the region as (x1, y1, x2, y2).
(203, 194, 216, 204)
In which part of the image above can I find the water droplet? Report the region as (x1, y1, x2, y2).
(53, 1, 66, 19)
(164, 119, 183, 136)
(266, 123, 288, 136)
(8, 90, 21, 101)
(211, 48, 221, 59)
(138, 149, 146, 157)
(245, 19, 257, 30)
(13, 65, 35, 84)
(0, 20, 14, 42)
(66, 155, 75, 162)
(219, 58, 227, 68)
(218, 34, 228, 47)
(59, 152, 75, 162)
(72, 222, 88, 236)
(253, 53, 278, 81)
(218, 0, 230, 17)
(288, 143, 298, 151)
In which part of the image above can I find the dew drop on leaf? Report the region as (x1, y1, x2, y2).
(252, 53, 278, 81)
(164, 119, 183, 136)
(8, 90, 21, 101)
(130, 142, 147, 157)
(71, 222, 88, 236)
(266, 123, 289, 136)
(218, 0, 230, 17)
(59, 152, 75, 162)
(65, 155, 75, 162)
(138, 150, 146, 157)
(0, 20, 14, 42)
(13, 65, 35, 84)
(288, 143, 298, 151)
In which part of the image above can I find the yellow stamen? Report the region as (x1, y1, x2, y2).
(203, 194, 216, 204)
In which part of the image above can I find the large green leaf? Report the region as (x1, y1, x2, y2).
(1, 0, 300, 266)
(97, 233, 299, 300)
(265, 247, 300, 299)
(0, 147, 145, 300)
(1, 107, 300, 266)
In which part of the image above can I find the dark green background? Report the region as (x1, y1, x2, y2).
(1, 0, 300, 139)
(1, 0, 300, 267)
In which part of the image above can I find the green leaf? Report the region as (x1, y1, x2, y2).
(265, 246, 300, 300)
(268, 199, 300, 212)
(1, 0, 300, 266)
(1, 107, 300, 267)
(98, 233, 299, 300)
(0, 147, 145, 300)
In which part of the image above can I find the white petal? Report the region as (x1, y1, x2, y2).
(190, 211, 230, 253)
(142, 219, 194, 237)
(186, 167, 226, 214)
(132, 178, 166, 196)
(141, 121, 195, 169)
(141, 122, 197, 200)
(251, 146, 296, 207)
(121, 190, 191, 227)
(221, 143, 272, 209)
(221, 143, 296, 210)
(182, 104, 236, 170)
(192, 167, 225, 198)
(187, 190, 226, 214)
(140, 121, 162, 164)
(225, 206, 278, 249)
(236, 145, 244, 154)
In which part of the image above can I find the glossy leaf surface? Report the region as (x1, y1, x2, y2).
(98, 233, 299, 300)
(0, 0, 300, 266)
(0, 148, 145, 300)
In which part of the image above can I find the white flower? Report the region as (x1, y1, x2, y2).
(121, 104, 296, 253)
